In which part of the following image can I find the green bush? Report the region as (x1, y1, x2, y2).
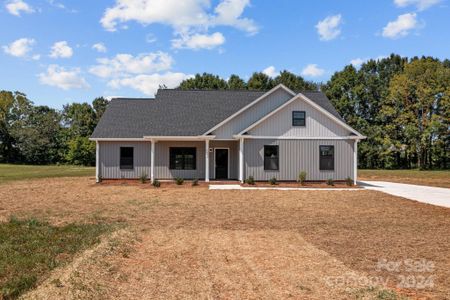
(346, 177, 353, 186)
(175, 177, 184, 185)
(269, 177, 277, 185)
(152, 179, 160, 188)
(245, 176, 255, 185)
(65, 136, 96, 166)
(326, 178, 334, 186)
(298, 171, 307, 185)
(192, 178, 199, 186)
(139, 173, 148, 183)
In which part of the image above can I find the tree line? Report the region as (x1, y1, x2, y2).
(0, 54, 448, 169)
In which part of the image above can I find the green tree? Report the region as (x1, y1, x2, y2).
(65, 136, 96, 166)
(62, 102, 96, 137)
(273, 70, 318, 91)
(387, 58, 450, 169)
(179, 73, 228, 90)
(227, 74, 246, 89)
(92, 97, 109, 123)
(10, 105, 62, 164)
(247, 72, 273, 90)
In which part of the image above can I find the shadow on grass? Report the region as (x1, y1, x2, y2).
(0, 217, 111, 299)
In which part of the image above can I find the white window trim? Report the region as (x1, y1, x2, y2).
(236, 93, 366, 138)
(202, 84, 296, 136)
(213, 147, 230, 180)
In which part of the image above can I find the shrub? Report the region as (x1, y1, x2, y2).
(152, 179, 160, 188)
(139, 173, 148, 183)
(346, 177, 353, 186)
(192, 179, 199, 186)
(326, 178, 334, 186)
(245, 176, 255, 185)
(175, 177, 184, 185)
(298, 171, 307, 185)
(269, 177, 277, 185)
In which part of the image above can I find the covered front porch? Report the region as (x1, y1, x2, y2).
(141, 136, 244, 183)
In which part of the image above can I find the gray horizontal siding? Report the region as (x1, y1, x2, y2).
(155, 141, 205, 179)
(213, 88, 293, 139)
(99, 141, 151, 179)
(249, 97, 350, 137)
(244, 139, 354, 181)
(209, 140, 239, 179)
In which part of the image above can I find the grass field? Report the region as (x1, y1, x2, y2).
(1, 177, 449, 299)
(0, 164, 94, 183)
(0, 218, 110, 299)
(359, 169, 450, 188)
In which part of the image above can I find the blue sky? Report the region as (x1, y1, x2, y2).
(1, 0, 449, 108)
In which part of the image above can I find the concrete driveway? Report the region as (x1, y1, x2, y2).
(359, 181, 450, 208)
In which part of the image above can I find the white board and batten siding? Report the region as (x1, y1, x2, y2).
(99, 141, 151, 179)
(212, 88, 293, 139)
(248, 96, 352, 137)
(244, 139, 354, 181)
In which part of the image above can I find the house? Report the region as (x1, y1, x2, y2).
(90, 84, 365, 183)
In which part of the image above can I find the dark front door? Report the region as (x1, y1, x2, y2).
(215, 149, 228, 179)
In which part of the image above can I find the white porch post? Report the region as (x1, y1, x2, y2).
(239, 138, 244, 183)
(354, 140, 358, 185)
(205, 139, 210, 182)
(150, 139, 155, 183)
(95, 141, 100, 183)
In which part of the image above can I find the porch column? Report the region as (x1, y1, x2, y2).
(150, 139, 155, 183)
(95, 141, 100, 183)
(239, 138, 244, 183)
(354, 140, 358, 185)
(205, 139, 210, 182)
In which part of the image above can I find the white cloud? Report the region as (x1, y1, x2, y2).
(89, 52, 173, 78)
(3, 38, 35, 57)
(350, 58, 366, 68)
(92, 43, 107, 53)
(5, 0, 34, 16)
(108, 72, 192, 96)
(262, 66, 277, 78)
(316, 14, 342, 41)
(301, 64, 325, 77)
(382, 13, 418, 39)
(100, 0, 258, 50)
(38, 65, 89, 90)
(394, 0, 441, 10)
(50, 41, 73, 58)
(172, 32, 225, 49)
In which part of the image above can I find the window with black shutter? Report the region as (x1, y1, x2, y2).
(169, 147, 196, 170)
(292, 111, 306, 126)
(264, 145, 279, 171)
(120, 147, 134, 170)
(319, 145, 334, 171)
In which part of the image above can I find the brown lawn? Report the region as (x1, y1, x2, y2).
(1, 177, 449, 299)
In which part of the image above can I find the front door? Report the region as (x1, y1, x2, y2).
(215, 149, 228, 179)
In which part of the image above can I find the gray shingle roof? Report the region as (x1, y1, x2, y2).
(91, 88, 342, 138)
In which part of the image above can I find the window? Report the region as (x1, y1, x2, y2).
(170, 147, 196, 170)
(292, 111, 306, 126)
(319, 145, 334, 171)
(264, 145, 279, 171)
(120, 147, 134, 170)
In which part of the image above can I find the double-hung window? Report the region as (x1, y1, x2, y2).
(264, 145, 279, 171)
(319, 145, 334, 171)
(120, 147, 134, 170)
(169, 147, 196, 170)
(292, 111, 306, 126)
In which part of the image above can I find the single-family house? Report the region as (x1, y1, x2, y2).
(90, 84, 365, 183)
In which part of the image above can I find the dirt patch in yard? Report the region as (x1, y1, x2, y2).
(1, 177, 449, 299)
